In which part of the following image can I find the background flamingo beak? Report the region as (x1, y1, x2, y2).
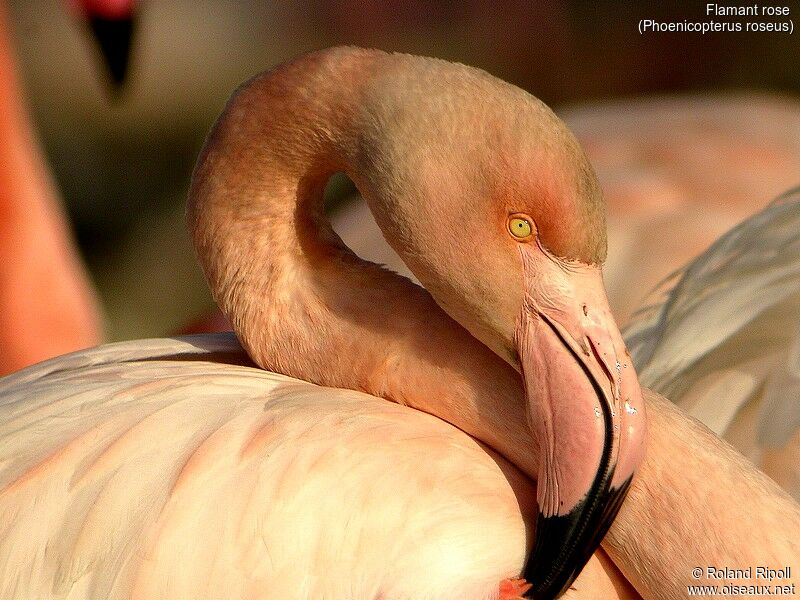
(514, 255, 647, 598)
(75, 0, 137, 91)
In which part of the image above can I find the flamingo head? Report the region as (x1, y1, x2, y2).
(353, 54, 647, 599)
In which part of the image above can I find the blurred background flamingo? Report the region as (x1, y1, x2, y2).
(0, 0, 138, 374)
(0, 1, 97, 374)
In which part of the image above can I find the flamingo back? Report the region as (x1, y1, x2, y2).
(0, 334, 534, 600)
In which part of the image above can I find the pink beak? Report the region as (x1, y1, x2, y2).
(515, 246, 647, 598)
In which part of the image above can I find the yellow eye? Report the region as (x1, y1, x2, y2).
(508, 215, 534, 240)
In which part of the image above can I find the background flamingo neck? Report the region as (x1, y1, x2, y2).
(187, 48, 539, 476)
(0, 5, 102, 374)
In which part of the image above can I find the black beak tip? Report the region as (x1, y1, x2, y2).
(521, 510, 592, 599)
(87, 15, 136, 93)
(522, 477, 634, 599)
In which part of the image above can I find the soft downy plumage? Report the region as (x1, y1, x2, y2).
(0, 335, 536, 600)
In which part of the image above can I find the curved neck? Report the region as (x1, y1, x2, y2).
(187, 49, 538, 475)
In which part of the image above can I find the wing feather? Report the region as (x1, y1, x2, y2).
(625, 187, 800, 496)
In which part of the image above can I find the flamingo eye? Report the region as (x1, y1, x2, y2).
(507, 214, 534, 240)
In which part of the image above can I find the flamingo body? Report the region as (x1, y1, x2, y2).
(0, 335, 535, 600)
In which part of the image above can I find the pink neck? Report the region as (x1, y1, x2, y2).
(187, 48, 538, 476)
(0, 5, 101, 373)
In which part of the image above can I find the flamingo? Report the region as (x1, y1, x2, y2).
(0, 0, 103, 375)
(0, 47, 798, 599)
(188, 46, 652, 597)
(0, 0, 137, 375)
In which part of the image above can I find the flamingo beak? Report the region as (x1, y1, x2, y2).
(77, 0, 137, 91)
(514, 251, 647, 599)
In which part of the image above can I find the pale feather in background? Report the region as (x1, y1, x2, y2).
(626, 187, 800, 499)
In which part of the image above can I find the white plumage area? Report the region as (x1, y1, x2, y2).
(1, 189, 798, 599)
(0, 337, 531, 600)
